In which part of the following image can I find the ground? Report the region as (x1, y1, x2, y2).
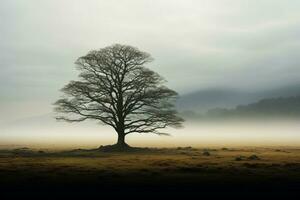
(0, 147, 300, 198)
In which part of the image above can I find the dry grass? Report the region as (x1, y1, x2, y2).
(0, 147, 299, 177)
(0, 147, 299, 197)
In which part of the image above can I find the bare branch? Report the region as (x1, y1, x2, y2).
(54, 44, 184, 145)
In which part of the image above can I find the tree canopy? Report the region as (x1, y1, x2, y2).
(54, 44, 183, 148)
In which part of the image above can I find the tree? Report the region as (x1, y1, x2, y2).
(54, 44, 183, 149)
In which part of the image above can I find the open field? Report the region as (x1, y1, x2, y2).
(0, 147, 300, 198)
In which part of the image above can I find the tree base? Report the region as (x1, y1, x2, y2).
(98, 143, 140, 152)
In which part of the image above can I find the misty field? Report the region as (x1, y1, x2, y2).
(0, 147, 300, 198)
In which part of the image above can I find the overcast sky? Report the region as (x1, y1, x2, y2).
(1, 0, 300, 121)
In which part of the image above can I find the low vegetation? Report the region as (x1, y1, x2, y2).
(0, 146, 299, 197)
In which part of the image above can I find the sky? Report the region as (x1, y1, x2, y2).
(1, 1, 300, 123)
(1, 1, 300, 148)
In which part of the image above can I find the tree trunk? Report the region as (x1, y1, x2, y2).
(116, 128, 129, 148)
(117, 133, 126, 146)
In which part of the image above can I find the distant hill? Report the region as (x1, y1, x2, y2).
(177, 84, 300, 113)
(177, 88, 249, 112)
(205, 96, 300, 119)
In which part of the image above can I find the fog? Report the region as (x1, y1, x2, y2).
(1, 1, 300, 148)
(1, 115, 300, 149)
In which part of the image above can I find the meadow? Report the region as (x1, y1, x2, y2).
(0, 146, 299, 198)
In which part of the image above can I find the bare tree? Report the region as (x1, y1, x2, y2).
(54, 44, 183, 149)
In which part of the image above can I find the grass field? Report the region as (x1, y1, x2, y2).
(0, 147, 300, 198)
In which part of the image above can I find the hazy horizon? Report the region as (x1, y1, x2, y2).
(1, 114, 300, 149)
